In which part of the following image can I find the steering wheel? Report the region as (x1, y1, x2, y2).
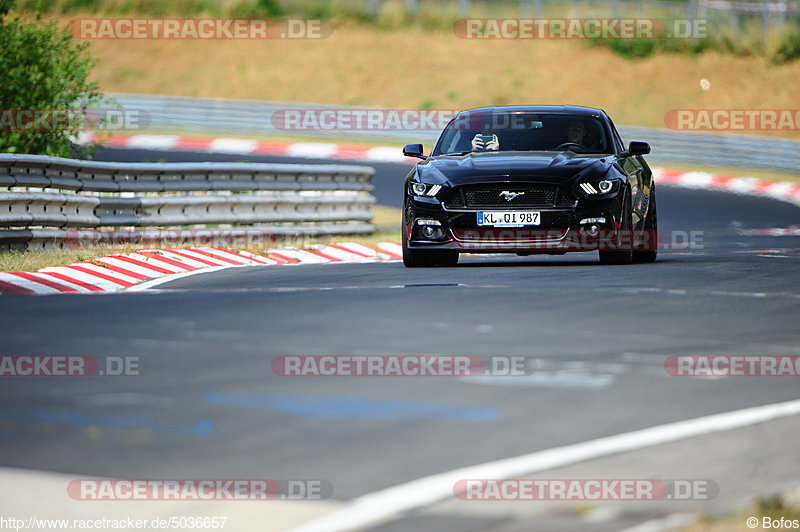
(555, 142, 586, 151)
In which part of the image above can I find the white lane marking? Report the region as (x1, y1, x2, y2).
(126, 265, 244, 291)
(727, 177, 761, 194)
(459, 372, 616, 389)
(363, 147, 407, 162)
(616, 287, 800, 300)
(676, 171, 714, 188)
(287, 143, 338, 159)
(618, 513, 695, 532)
(126, 135, 179, 150)
(291, 399, 800, 532)
(77, 393, 174, 408)
(763, 182, 796, 199)
(208, 138, 258, 154)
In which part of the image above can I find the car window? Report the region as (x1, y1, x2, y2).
(434, 112, 613, 155)
(607, 117, 626, 153)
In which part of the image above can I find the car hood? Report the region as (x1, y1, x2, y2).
(415, 151, 616, 186)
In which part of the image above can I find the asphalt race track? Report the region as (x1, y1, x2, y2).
(1, 147, 799, 531)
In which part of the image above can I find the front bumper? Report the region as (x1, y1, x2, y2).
(404, 195, 624, 253)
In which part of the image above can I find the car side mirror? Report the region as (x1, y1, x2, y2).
(403, 143, 426, 159)
(622, 141, 650, 157)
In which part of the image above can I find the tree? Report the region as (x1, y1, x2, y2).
(0, 0, 105, 156)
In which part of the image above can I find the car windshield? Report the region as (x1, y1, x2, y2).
(432, 112, 613, 156)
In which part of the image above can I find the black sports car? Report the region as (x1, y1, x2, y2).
(402, 105, 658, 267)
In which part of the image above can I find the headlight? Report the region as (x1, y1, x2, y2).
(579, 179, 618, 195)
(409, 183, 442, 197)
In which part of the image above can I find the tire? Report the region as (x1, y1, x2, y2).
(599, 193, 634, 265)
(633, 187, 658, 264)
(402, 230, 436, 267)
(436, 251, 459, 266)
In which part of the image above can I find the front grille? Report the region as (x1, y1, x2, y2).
(444, 184, 576, 209)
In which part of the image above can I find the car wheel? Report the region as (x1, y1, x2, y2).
(633, 187, 658, 264)
(599, 193, 634, 265)
(436, 251, 459, 266)
(402, 230, 436, 267)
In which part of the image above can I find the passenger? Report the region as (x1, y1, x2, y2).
(470, 132, 500, 151)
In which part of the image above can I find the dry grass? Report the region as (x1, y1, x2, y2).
(56, 21, 800, 139)
(680, 495, 800, 532)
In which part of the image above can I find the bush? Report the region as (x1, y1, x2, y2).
(772, 27, 800, 64)
(606, 39, 657, 59)
(15, 0, 55, 13)
(0, 0, 106, 156)
(229, 0, 285, 19)
(589, 35, 713, 60)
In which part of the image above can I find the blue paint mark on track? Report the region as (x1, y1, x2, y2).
(204, 392, 496, 421)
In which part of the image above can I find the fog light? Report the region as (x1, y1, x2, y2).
(586, 225, 600, 236)
(421, 226, 445, 240)
(580, 217, 606, 224)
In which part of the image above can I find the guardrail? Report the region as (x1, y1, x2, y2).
(107, 93, 800, 174)
(0, 154, 376, 251)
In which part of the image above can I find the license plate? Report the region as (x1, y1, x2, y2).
(477, 211, 541, 227)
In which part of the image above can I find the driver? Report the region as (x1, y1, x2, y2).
(564, 121, 588, 147)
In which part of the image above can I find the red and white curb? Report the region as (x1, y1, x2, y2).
(652, 168, 800, 207)
(0, 242, 402, 296)
(80, 133, 800, 205)
(78, 132, 416, 163)
(737, 228, 800, 236)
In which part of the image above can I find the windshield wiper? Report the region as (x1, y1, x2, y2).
(443, 151, 475, 156)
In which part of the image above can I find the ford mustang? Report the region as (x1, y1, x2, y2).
(402, 105, 658, 267)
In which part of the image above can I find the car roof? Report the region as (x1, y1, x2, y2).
(456, 105, 606, 117)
